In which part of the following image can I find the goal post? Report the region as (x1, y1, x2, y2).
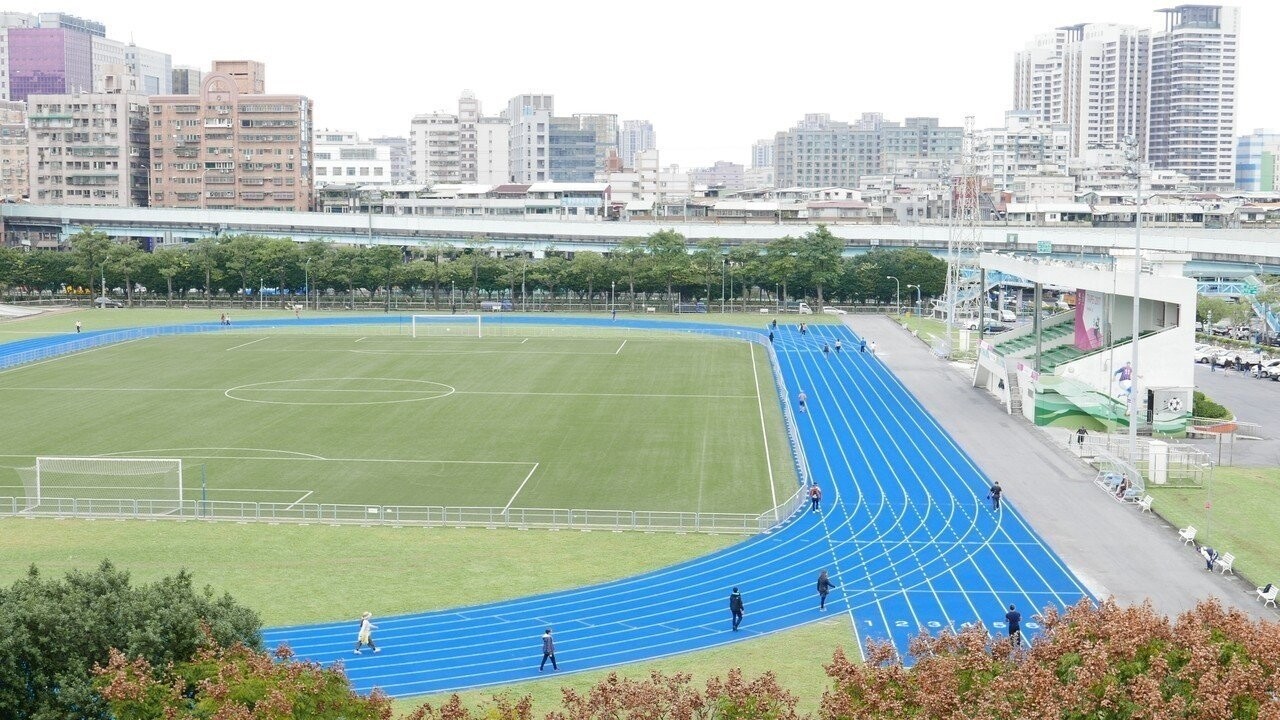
(411, 314, 483, 338)
(24, 456, 184, 507)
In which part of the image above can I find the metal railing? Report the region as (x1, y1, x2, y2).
(0, 496, 793, 534)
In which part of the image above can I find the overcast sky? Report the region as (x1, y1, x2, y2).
(41, 1, 1279, 168)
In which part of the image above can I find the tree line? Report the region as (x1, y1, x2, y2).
(0, 226, 947, 311)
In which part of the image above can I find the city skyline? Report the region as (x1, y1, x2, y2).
(24, 0, 1280, 169)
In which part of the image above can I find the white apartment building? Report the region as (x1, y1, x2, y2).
(91, 37, 129, 93)
(600, 149, 694, 207)
(618, 119, 654, 169)
(313, 129, 391, 187)
(1236, 129, 1280, 191)
(507, 93, 552, 183)
(0, 99, 27, 201)
(1147, 4, 1239, 188)
(126, 44, 172, 95)
(977, 111, 1070, 191)
(751, 139, 773, 169)
(474, 117, 509, 184)
(27, 90, 150, 206)
(1013, 30, 1065, 126)
(410, 112, 461, 184)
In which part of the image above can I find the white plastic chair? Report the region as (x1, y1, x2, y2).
(1215, 552, 1235, 575)
(1258, 586, 1278, 608)
(1137, 495, 1154, 513)
(1178, 525, 1197, 545)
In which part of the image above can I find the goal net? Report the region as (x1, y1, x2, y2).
(16, 457, 184, 511)
(411, 314, 483, 338)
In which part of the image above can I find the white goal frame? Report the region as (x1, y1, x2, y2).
(411, 314, 483, 338)
(31, 456, 183, 505)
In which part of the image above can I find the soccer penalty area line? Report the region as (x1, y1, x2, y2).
(501, 463, 540, 514)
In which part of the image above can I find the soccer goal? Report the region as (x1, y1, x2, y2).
(18, 457, 184, 511)
(411, 314, 483, 338)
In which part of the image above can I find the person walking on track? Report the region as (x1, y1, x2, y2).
(817, 570, 834, 610)
(797, 391, 807, 413)
(1005, 604, 1022, 644)
(729, 587, 745, 631)
(353, 612, 379, 654)
(987, 481, 1003, 511)
(539, 628, 558, 671)
(809, 484, 822, 512)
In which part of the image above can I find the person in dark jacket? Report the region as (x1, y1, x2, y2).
(817, 570, 834, 610)
(729, 587, 744, 631)
(1005, 604, 1022, 644)
(539, 628, 558, 671)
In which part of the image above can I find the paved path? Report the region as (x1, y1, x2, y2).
(847, 315, 1274, 621)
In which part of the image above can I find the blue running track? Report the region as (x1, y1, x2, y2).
(0, 316, 1092, 696)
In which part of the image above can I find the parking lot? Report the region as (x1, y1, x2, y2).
(1190, 361, 1278, 467)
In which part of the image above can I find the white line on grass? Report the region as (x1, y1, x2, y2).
(284, 490, 313, 511)
(750, 343, 778, 511)
(355, 337, 367, 342)
(226, 336, 269, 351)
(502, 463, 539, 513)
(456, 391, 755, 399)
(615, 340, 627, 355)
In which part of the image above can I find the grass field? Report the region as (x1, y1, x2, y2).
(1148, 466, 1280, 585)
(0, 321, 796, 516)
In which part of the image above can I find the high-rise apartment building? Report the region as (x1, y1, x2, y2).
(90, 36, 128, 93)
(773, 113, 961, 188)
(507, 93, 552, 183)
(618, 120, 654, 169)
(27, 90, 149, 206)
(409, 112, 461, 184)
(149, 67, 312, 211)
(313, 129, 390, 187)
(126, 44, 172, 95)
(976, 111, 1071, 190)
(370, 136, 410, 184)
(690, 160, 746, 191)
(1147, 5, 1239, 188)
(1014, 24, 1147, 158)
(1235, 129, 1280, 191)
(751, 139, 773, 169)
(0, 99, 27, 200)
(474, 117, 509, 184)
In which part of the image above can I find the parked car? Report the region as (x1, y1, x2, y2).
(1193, 344, 1220, 363)
(965, 319, 1009, 333)
(673, 301, 707, 313)
(820, 306, 847, 315)
(93, 296, 123, 308)
(781, 301, 813, 314)
(1258, 358, 1280, 379)
(480, 300, 513, 312)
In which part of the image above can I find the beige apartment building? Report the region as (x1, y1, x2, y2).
(27, 91, 150, 207)
(149, 62, 312, 211)
(0, 99, 27, 201)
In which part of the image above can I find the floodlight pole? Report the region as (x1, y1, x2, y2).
(304, 257, 311, 312)
(1125, 135, 1142, 464)
(887, 275, 900, 316)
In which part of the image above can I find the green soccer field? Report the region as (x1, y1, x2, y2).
(0, 322, 796, 517)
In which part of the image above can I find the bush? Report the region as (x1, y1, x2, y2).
(1193, 390, 1231, 419)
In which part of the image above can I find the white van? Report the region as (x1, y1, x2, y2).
(985, 308, 1016, 323)
(797, 302, 813, 315)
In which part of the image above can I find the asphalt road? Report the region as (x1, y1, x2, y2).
(845, 315, 1275, 621)
(1187, 362, 1279, 467)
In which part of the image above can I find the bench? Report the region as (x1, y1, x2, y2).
(1215, 552, 1236, 575)
(1258, 585, 1278, 607)
(1178, 525, 1197, 545)
(1136, 495, 1154, 513)
(644, 307, 656, 313)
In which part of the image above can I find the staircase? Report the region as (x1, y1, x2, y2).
(1006, 369, 1023, 416)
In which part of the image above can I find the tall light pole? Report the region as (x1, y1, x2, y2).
(259, 277, 264, 311)
(907, 283, 923, 316)
(611, 280, 616, 316)
(887, 275, 901, 316)
(1124, 135, 1143, 464)
(304, 257, 311, 312)
(720, 257, 727, 313)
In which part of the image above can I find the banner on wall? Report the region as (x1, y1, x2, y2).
(1074, 289, 1105, 350)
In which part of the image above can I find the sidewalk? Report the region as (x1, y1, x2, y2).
(845, 315, 1273, 620)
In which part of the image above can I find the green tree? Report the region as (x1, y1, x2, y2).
(764, 236, 800, 303)
(691, 238, 724, 306)
(611, 237, 648, 311)
(796, 226, 844, 306)
(152, 249, 189, 308)
(0, 561, 260, 720)
(569, 250, 608, 310)
(69, 227, 117, 295)
(645, 229, 689, 305)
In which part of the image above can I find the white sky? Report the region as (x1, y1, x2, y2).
(42, 0, 1280, 168)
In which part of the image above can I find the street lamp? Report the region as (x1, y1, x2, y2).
(99, 256, 109, 307)
(721, 257, 727, 313)
(1124, 135, 1143, 463)
(611, 280, 616, 317)
(907, 283, 923, 317)
(304, 257, 311, 312)
(887, 275, 901, 316)
(259, 277, 264, 311)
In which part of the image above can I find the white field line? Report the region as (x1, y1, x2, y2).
(751, 343, 778, 510)
(355, 337, 367, 342)
(502, 463, 540, 514)
(615, 339, 627, 355)
(284, 490, 313, 511)
(226, 336, 269, 351)
(0, 454, 535, 466)
(0, 387, 753, 400)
